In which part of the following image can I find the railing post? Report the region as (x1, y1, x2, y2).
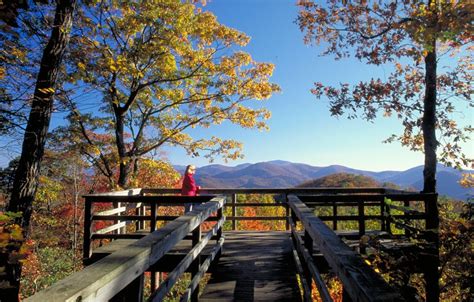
(285, 193, 290, 231)
(83, 197, 93, 262)
(290, 208, 298, 246)
(380, 198, 386, 232)
(113, 201, 121, 235)
(135, 204, 142, 231)
(217, 206, 223, 242)
(385, 201, 392, 234)
(358, 200, 365, 236)
(111, 274, 144, 302)
(342, 288, 353, 302)
(151, 272, 161, 293)
(151, 201, 157, 232)
(332, 200, 338, 230)
(358, 200, 366, 254)
(231, 193, 237, 231)
(303, 230, 313, 297)
(191, 224, 202, 302)
(404, 200, 411, 237)
(216, 205, 224, 260)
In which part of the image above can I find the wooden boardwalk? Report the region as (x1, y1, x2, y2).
(200, 231, 302, 302)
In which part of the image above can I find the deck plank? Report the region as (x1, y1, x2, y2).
(200, 231, 302, 302)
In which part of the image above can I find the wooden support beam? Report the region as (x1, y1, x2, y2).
(151, 203, 157, 232)
(231, 193, 237, 231)
(191, 225, 201, 302)
(180, 238, 225, 302)
(25, 197, 225, 302)
(95, 207, 127, 216)
(83, 198, 93, 261)
(94, 222, 126, 235)
(150, 217, 225, 301)
(291, 222, 333, 302)
(288, 195, 405, 302)
(291, 246, 312, 302)
(81, 195, 216, 203)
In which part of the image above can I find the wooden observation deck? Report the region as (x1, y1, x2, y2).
(25, 188, 439, 302)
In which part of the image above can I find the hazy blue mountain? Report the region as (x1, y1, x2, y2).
(189, 161, 472, 200)
(411, 170, 472, 201)
(198, 164, 238, 176)
(174, 163, 252, 176)
(173, 165, 187, 174)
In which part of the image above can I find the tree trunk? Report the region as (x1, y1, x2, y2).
(422, 33, 440, 302)
(3, 1, 76, 300)
(422, 46, 437, 193)
(114, 107, 130, 188)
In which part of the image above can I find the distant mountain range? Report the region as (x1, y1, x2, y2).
(174, 160, 473, 201)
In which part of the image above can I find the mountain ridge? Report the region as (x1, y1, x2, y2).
(174, 161, 472, 200)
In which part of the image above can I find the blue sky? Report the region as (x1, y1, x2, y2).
(162, 0, 473, 171)
(1, 0, 471, 172)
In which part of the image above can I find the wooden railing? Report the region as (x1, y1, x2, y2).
(287, 190, 438, 302)
(142, 188, 293, 231)
(298, 191, 438, 236)
(142, 187, 395, 231)
(81, 188, 435, 249)
(143, 188, 439, 301)
(26, 187, 439, 302)
(25, 195, 225, 302)
(82, 190, 218, 263)
(289, 195, 405, 302)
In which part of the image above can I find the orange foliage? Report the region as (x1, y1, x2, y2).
(311, 277, 343, 302)
(238, 207, 270, 231)
(19, 248, 41, 297)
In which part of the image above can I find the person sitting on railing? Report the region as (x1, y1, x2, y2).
(181, 164, 201, 212)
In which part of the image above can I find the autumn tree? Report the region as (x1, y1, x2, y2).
(59, 0, 279, 188)
(298, 0, 473, 194)
(131, 158, 180, 188)
(0, 1, 77, 299)
(11, 149, 88, 299)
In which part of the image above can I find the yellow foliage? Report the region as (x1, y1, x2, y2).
(0, 212, 32, 267)
(77, 62, 86, 70)
(132, 158, 180, 188)
(459, 173, 474, 188)
(65, 0, 280, 181)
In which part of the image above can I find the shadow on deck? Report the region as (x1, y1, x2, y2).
(201, 231, 301, 302)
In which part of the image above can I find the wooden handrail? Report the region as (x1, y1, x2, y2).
(82, 188, 143, 197)
(288, 194, 405, 302)
(28, 187, 437, 301)
(134, 188, 434, 233)
(141, 187, 389, 195)
(25, 197, 225, 302)
(82, 195, 217, 257)
(83, 194, 217, 202)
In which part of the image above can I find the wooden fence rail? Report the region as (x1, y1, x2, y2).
(143, 188, 436, 235)
(25, 196, 225, 302)
(26, 187, 438, 302)
(288, 195, 405, 302)
(82, 194, 217, 261)
(143, 187, 390, 232)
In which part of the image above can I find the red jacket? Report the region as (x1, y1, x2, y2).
(181, 173, 198, 196)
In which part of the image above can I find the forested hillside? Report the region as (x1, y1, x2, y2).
(298, 173, 383, 188)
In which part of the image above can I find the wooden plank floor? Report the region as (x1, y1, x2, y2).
(200, 231, 302, 302)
